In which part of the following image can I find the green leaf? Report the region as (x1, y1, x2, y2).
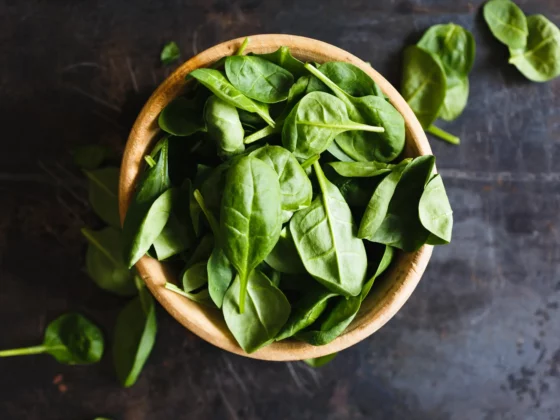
(483, 0, 528, 49)
(223, 271, 291, 353)
(327, 161, 394, 178)
(73, 144, 115, 169)
(161, 41, 180, 65)
(84, 167, 120, 229)
(264, 226, 306, 274)
(207, 247, 234, 308)
(189, 68, 275, 126)
(158, 98, 206, 136)
(360, 245, 394, 299)
(317, 62, 383, 97)
(204, 95, 245, 157)
(419, 174, 453, 243)
(508, 15, 560, 82)
(182, 260, 208, 292)
(439, 76, 469, 122)
(82, 227, 137, 296)
(225, 56, 295, 104)
(303, 352, 337, 367)
(255, 46, 307, 78)
(220, 156, 282, 312)
(290, 161, 367, 297)
(113, 287, 157, 387)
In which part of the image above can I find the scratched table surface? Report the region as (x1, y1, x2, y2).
(1, 0, 559, 419)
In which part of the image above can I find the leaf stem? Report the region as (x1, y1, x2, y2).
(300, 154, 320, 170)
(193, 190, 220, 236)
(427, 125, 460, 145)
(0, 345, 49, 357)
(164, 282, 190, 298)
(144, 156, 156, 168)
(236, 37, 250, 56)
(244, 125, 281, 144)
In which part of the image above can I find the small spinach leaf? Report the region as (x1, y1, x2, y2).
(158, 97, 206, 136)
(84, 167, 120, 229)
(256, 46, 307, 78)
(204, 95, 245, 157)
(73, 145, 115, 169)
(483, 0, 528, 49)
(328, 161, 393, 178)
(161, 41, 180, 65)
(317, 61, 383, 97)
(304, 353, 337, 367)
(264, 226, 306, 275)
(419, 174, 453, 243)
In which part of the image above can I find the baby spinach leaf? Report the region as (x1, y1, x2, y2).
(328, 161, 393, 178)
(185, 234, 214, 267)
(84, 167, 120, 229)
(0, 313, 104, 365)
(82, 227, 137, 296)
(290, 161, 367, 296)
(366, 155, 435, 251)
(509, 15, 560, 82)
(401, 45, 446, 129)
(264, 226, 306, 274)
(324, 166, 373, 207)
(276, 288, 337, 341)
(225, 56, 295, 104)
(305, 63, 405, 163)
(317, 62, 383, 97)
(360, 245, 394, 299)
(113, 286, 157, 387)
(304, 352, 337, 367)
(282, 91, 384, 160)
(122, 139, 172, 267)
(207, 247, 234, 308)
(220, 156, 282, 312)
(158, 97, 206, 136)
(327, 142, 356, 162)
(189, 69, 275, 126)
(223, 271, 290, 353)
(161, 41, 180, 65)
(439, 75, 469, 122)
(73, 144, 115, 169)
(250, 145, 312, 212)
(204, 95, 245, 157)
(256, 46, 307, 78)
(182, 260, 208, 292)
(165, 282, 214, 306)
(483, 0, 528, 49)
(419, 174, 453, 244)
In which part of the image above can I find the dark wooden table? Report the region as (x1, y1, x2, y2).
(1, 1, 559, 419)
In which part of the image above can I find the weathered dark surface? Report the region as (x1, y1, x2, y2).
(1, 0, 559, 419)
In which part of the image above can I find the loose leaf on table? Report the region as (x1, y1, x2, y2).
(84, 167, 120, 229)
(401, 45, 446, 129)
(264, 226, 306, 274)
(250, 145, 312, 212)
(304, 63, 405, 163)
(508, 15, 560, 82)
(328, 161, 393, 178)
(161, 41, 180, 65)
(204, 95, 245, 157)
(122, 139, 172, 267)
(220, 156, 282, 312)
(419, 174, 453, 244)
(290, 161, 367, 297)
(483, 0, 528, 49)
(158, 97, 206, 136)
(439, 75, 469, 122)
(304, 352, 338, 367)
(113, 286, 157, 387)
(73, 144, 115, 169)
(189, 69, 275, 126)
(282, 91, 384, 160)
(255, 46, 307, 78)
(276, 287, 337, 340)
(365, 155, 436, 251)
(82, 227, 137, 296)
(0, 313, 104, 365)
(225, 56, 295, 104)
(223, 270, 291, 353)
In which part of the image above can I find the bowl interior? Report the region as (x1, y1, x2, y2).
(119, 34, 433, 361)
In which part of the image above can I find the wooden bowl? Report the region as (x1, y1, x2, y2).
(119, 34, 433, 361)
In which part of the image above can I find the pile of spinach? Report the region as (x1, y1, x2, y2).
(122, 38, 454, 355)
(483, 0, 560, 82)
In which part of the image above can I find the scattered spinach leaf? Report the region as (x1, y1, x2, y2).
(483, 0, 528, 49)
(161, 41, 180, 65)
(84, 167, 120, 229)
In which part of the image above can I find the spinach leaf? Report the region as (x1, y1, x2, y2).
(483, 0, 528, 49)
(324, 165, 373, 207)
(317, 62, 383, 97)
(250, 145, 312, 212)
(225, 56, 295, 104)
(327, 142, 356, 162)
(360, 245, 394, 299)
(419, 174, 453, 244)
(122, 139, 172, 267)
(439, 75, 469, 122)
(73, 144, 115, 169)
(220, 156, 282, 312)
(165, 282, 213, 306)
(282, 91, 384, 160)
(366, 155, 436, 251)
(84, 167, 120, 229)
(189, 69, 275, 126)
(182, 260, 209, 292)
(161, 41, 180, 65)
(185, 234, 214, 267)
(0, 313, 104, 364)
(204, 95, 245, 157)
(290, 161, 367, 296)
(264, 226, 306, 274)
(401, 46, 446, 129)
(509, 15, 560, 82)
(305, 63, 405, 162)
(223, 270, 290, 353)
(113, 285, 157, 387)
(304, 352, 337, 367)
(158, 97, 206, 136)
(207, 247, 235, 308)
(328, 161, 394, 178)
(82, 227, 137, 296)
(256, 46, 307, 78)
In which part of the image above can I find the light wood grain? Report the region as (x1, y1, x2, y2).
(119, 34, 433, 361)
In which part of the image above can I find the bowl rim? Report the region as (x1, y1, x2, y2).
(119, 34, 433, 361)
